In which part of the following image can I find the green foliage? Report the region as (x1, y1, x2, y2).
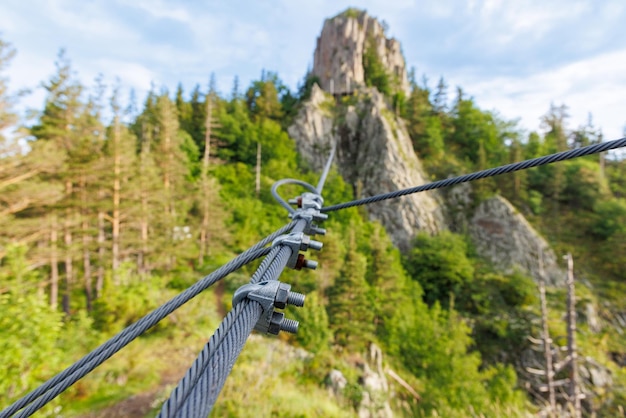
(246, 76, 283, 122)
(327, 236, 375, 350)
(0, 293, 63, 403)
(92, 269, 166, 333)
(210, 338, 351, 418)
(561, 159, 609, 210)
(592, 199, 626, 239)
(298, 74, 321, 101)
(388, 289, 526, 416)
(340, 8, 363, 19)
(363, 37, 392, 97)
(291, 291, 332, 353)
(404, 232, 474, 308)
(466, 270, 537, 364)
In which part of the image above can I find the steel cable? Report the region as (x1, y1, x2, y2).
(158, 219, 307, 417)
(321, 137, 626, 213)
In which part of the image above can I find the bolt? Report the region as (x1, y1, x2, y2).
(300, 234, 311, 251)
(308, 239, 323, 251)
(299, 235, 323, 252)
(286, 197, 308, 208)
(268, 311, 285, 335)
(274, 283, 291, 309)
(303, 259, 318, 270)
(310, 226, 326, 236)
(295, 254, 318, 270)
(268, 311, 299, 334)
(313, 212, 328, 222)
(287, 291, 306, 307)
(294, 254, 306, 270)
(280, 318, 299, 334)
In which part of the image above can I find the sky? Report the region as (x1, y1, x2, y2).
(1, 0, 625, 140)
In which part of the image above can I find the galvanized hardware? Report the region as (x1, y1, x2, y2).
(232, 280, 305, 335)
(272, 231, 323, 270)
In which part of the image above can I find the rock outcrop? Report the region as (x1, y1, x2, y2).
(447, 184, 565, 284)
(469, 196, 563, 285)
(313, 9, 410, 95)
(289, 84, 446, 251)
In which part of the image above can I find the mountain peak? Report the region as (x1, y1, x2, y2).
(312, 9, 410, 96)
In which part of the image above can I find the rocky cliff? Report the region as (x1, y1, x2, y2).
(470, 196, 563, 285)
(289, 83, 446, 252)
(291, 9, 563, 283)
(313, 9, 410, 96)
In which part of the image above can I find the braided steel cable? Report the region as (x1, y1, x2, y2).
(321, 137, 626, 213)
(158, 220, 307, 417)
(271, 179, 318, 213)
(316, 145, 336, 193)
(157, 301, 262, 418)
(3, 222, 297, 418)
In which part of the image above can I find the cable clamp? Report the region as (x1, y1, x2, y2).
(287, 192, 328, 235)
(272, 231, 323, 270)
(232, 280, 305, 335)
(288, 192, 324, 211)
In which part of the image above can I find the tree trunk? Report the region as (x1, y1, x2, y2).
(255, 141, 261, 198)
(112, 115, 121, 274)
(96, 190, 105, 298)
(63, 221, 73, 314)
(565, 253, 581, 418)
(80, 173, 92, 311)
(539, 249, 556, 416)
(139, 186, 149, 278)
(199, 97, 213, 264)
(50, 214, 59, 309)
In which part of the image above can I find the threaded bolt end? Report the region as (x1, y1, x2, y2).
(304, 259, 318, 270)
(287, 292, 306, 307)
(280, 318, 299, 334)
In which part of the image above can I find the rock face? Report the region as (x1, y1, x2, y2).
(289, 84, 446, 251)
(469, 196, 563, 285)
(313, 9, 410, 95)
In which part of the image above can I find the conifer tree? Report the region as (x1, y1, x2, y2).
(433, 76, 448, 114)
(30, 50, 85, 313)
(327, 232, 374, 350)
(102, 86, 138, 284)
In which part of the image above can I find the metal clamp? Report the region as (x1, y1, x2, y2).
(272, 231, 323, 270)
(288, 192, 324, 211)
(233, 281, 305, 335)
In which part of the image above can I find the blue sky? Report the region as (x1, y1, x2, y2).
(1, 0, 625, 140)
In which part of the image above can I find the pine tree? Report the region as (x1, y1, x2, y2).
(364, 223, 407, 337)
(327, 232, 375, 350)
(433, 76, 448, 114)
(102, 85, 138, 284)
(509, 138, 528, 206)
(198, 89, 220, 263)
(132, 91, 197, 272)
(541, 104, 569, 232)
(30, 50, 85, 313)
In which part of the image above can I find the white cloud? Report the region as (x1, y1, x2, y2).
(449, 48, 626, 139)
